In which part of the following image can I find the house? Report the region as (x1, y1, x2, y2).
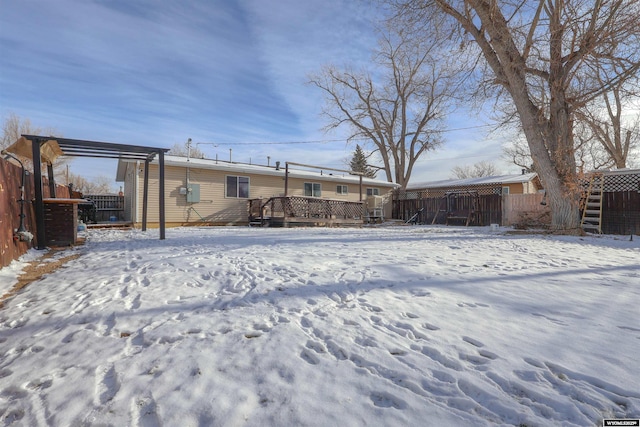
(116, 155, 399, 227)
(403, 172, 542, 198)
(393, 172, 543, 226)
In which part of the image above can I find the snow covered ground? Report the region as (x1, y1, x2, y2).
(1, 226, 639, 426)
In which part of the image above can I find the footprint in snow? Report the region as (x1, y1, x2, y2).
(306, 340, 327, 354)
(131, 395, 161, 427)
(462, 336, 484, 347)
(244, 331, 262, 339)
(410, 290, 432, 297)
(457, 302, 477, 308)
(253, 322, 272, 332)
(389, 348, 408, 356)
(95, 364, 120, 405)
(370, 391, 406, 409)
(478, 349, 499, 360)
(459, 352, 491, 368)
(300, 348, 320, 365)
(617, 325, 640, 332)
(326, 340, 348, 360)
(25, 376, 53, 390)
(423, 323, 440, 331)
(126, 294, 141, 310)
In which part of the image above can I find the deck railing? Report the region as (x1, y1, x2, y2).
(249, 196, 365, 226)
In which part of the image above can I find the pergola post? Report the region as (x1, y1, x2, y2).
(47, 163, 56, 198)
(284, 162, 289, 196)
(142, 159, 150, 231)
(158, 150, 165, 240)
(31, 138, 46, 250)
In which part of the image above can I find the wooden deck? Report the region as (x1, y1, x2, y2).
(249, 197, 365, 227)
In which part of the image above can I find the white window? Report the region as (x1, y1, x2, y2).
(336, 185, 348, 195)
(226, 176, 250, 198)
(502, 186, 510, 195)
(366, 188, 380, 196)
(304, 182, 322, 197)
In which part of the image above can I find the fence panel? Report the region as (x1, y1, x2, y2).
(1, 159, 31, 267)
(1, 158, 83, 268)
(502, 193, 549, 226)
(83, 194, 125, 222)
(602, 191, 640, 235)
(393, 193, 501, 226)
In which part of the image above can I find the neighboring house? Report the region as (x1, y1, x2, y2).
(116, 155, 398, 227)
(403, 172, 542, 198)
(393, 172, 543, 226)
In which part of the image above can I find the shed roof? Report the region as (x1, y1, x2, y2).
(586, 168, 640, 176)
(407, 173, 539, 190)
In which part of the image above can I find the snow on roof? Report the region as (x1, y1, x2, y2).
(118, 155, 399, 187)
(407, 172, 539, 190)
(587, 168, 640, 176)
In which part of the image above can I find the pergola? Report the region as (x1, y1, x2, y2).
(20, 135, 169, 249)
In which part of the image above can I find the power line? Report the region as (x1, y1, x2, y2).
(195, 124, 495, 147)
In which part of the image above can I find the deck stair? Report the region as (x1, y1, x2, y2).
(580, 173, 604, 234)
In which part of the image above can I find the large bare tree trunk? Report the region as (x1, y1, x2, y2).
(389, 0, 640, 230)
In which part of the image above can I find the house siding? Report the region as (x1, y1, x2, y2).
(503, 183, 525, 194)
(127, 162, 394, 226)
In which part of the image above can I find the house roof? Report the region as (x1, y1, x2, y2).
(406, 173, 539, 190)
(586, 168, 640, 176)
(117, 155, 400, 188)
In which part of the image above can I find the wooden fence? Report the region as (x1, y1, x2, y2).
(394, 175, 639, 234)
(393, 192, 502, 226)
(602, 191, 640, 235)
(82, 194, 125, 222)
(502, 193, 550, 226)
(1, 158, 80, 267)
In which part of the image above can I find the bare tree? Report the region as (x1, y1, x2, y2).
(309, 27, 454, 189)
(574, 75, 640, 169)
(168, 139, 205, 159)
(503, 137, 535, 173)
(503, 131, 615, 173)
(451, 161, 500, 179)
(66, 173, 117, 195)
(388, 0, 640, 231)
(1, 112, 66, 172)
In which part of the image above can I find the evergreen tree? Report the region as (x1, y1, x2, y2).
(349, 145, 377, 178)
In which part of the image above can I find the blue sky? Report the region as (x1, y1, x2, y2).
(0, 0, 517, 186)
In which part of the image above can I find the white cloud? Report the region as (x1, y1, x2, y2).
(1, 0, 514, 185)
